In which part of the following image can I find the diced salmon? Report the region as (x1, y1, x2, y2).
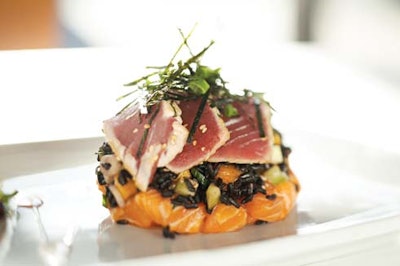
(168, 204, 207, 234)
(134, 189, 173, 226)
(107, 172, 299, 233)
(111, 198, 153, 228)
(245, 179, 297, 223)
(114, 178, 137, 201)
(97, 184, 106, 195)
(202, 204, 247, 233)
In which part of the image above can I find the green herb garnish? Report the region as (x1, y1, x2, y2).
(0, 189, 17, 205)
(187, 89, 210, 143)
(118, 30, 218, 112)
(0, 188, 17, 218)
(117, 26, 217, 114)
(117, 27, 273, 129)
(223, 103, 239, 118)
(190, 168, 208, 189)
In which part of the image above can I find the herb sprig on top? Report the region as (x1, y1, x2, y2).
(117, 28, 269, 114)
(117, 27, 272, 140)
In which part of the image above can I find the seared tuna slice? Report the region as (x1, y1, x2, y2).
(167, 99, 230, 173)
(103, 101, 188, 191)
(208, 99, 274, 163)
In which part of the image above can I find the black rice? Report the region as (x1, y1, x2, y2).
(171, 195, 199, 209)
(105, 187, 118, 208)
(266, 193, 277, 200)
(184, 178, 195, 192)
(96, 142, 114, 161)
(279, 163, 288, 173)
(161, 190, 174, 197)
(282, 146, 292, 158)
(162, 226, 176, 239)
(118, 169, 132, 185)
(294, 183, 300, 193)
(241, 194, 253, 204)
(255, 220, 268, 225)
(96, 166, 107, 185)
(101, 162, 112, 171)
(148, 162, 277, 211)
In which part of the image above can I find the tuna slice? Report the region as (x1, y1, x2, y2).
(167, 99, 230, 173)
(208, 99, 274, 163)
(103, 101, 189, 191)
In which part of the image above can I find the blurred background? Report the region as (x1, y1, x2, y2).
(1, 0, 400, 87)
(1, 0, 400, 153)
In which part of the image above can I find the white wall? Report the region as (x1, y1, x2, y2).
(57, 0, 296, 52)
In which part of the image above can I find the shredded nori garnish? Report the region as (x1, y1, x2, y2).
(96, 166, 107, 185)
(186, 89, 211, 143)
(105, 187, 118, 208)
(254, 98, 266, 138)
(96, 142, 114, 161)
(118, 169, 132, 185)
(136, 104, 161, 158)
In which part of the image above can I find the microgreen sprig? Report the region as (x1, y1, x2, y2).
(116, 28, 271, 117)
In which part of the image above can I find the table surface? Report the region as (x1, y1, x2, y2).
(1, 45, 400, 265)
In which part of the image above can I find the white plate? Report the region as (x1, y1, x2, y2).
(1, 131, 400, 265)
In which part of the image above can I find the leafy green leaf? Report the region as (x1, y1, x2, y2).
(224, 103, 239, 117)
(196, 66, 220, 83)
(190, 168, 208, 188)
(188, 77, 210, 95)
